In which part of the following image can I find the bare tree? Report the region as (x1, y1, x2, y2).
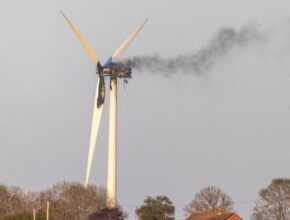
(0, 181, 108, 220)
(0, 184, 9, 220)
(251, 178, 290, 220)
(184, 186, 234, 217)
(0, 185, 30, 219)
(49, 181, 107, 220)
(6, 186, 28, 215)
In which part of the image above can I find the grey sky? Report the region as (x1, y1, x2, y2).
(1, 0, 290, 219)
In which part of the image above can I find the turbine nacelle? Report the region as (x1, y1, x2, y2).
(101, 63, 132, 79)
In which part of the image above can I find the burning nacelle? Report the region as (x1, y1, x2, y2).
(102, 63, 132, 78)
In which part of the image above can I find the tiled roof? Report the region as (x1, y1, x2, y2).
(186, 212, 242, 220)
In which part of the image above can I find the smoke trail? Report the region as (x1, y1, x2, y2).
(126, 25, 264, 75)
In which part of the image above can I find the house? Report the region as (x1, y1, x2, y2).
(186, 211, 242, 220)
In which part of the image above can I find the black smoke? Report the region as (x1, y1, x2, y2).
(126, 25, 264, 75)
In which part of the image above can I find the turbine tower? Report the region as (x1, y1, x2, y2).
(61, 11, 148, 208)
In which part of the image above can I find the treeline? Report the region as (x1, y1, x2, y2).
(1, 178, 290, 220)
(135, 178, 290, 220)
(0, 181, 107, 220)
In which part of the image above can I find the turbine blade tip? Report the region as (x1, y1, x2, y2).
(144, 18, 149, 23)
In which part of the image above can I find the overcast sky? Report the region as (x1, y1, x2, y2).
(1, 0, 290, 219)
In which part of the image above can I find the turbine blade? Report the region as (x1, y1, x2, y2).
(60, 11, 100, 65)
(85, 76, 105, 187)
(108, 18, 148, 64)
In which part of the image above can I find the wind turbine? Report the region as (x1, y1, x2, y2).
(61, 11, 148, 208)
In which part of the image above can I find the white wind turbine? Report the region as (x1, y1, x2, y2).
(61, 11, 148, 207)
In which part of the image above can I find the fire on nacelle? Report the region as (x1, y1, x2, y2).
(100, 63, 132, 79)
(96, 62, 131, 108)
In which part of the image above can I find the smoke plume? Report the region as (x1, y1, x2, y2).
(126, 25, 264, 75)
